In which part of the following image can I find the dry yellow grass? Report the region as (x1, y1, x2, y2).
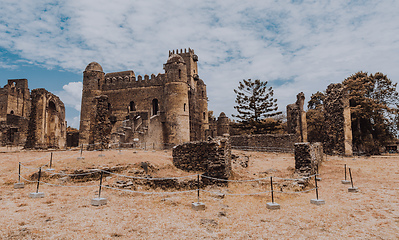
(1, 148, 399, 239)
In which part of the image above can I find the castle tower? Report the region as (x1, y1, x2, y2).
(163, 54, 190, 145)
(217, 112, 230, 136)
(79, 62, 105, 146)
(170, 48, 208, 141)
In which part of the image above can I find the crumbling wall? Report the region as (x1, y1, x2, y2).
(287, 92, 307, 142)
(172, 136, 231, 183)
(230, 134, 298, 152)
(294, 142, 323, 176)
(89, 95, 112, 150)
(323, 83, 352, 155)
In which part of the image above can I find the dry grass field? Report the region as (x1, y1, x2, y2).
(0, 148, 398, 239)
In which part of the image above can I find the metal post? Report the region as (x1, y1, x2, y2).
(80, 144, 83, 157)
(197, 174, 200, 203)
(49, 152, 53, 169)
(36, 168, 42, 193)
(315, 175, 319, 200)
(270, 176, 274, 203)
(18, 162, 21, 182)
(98, 171, 103, 198)
(349, 168, 354, 188)
(344, 164, 347, 180)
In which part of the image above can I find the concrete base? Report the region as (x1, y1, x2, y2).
(91, 197, 107, 206)
(310, 199, 325, 205)
(348, 187, 359, 193)
(77, 157, 85, 160)
(47, 168, 54, 172)
(98, 154, 105, 157)
(29, 192, 45, 198)
(316, 177, 322, 181)
(14, 182, 25, 189)
(341, 180, 351, 184)
(266, 202, 280, 210)
(152, 150, 156, 152)
(191, 202, 206, 211)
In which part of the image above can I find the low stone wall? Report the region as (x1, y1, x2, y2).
(172, 136, 231, 184)
(294, 142, 323, 176)
(230, 134, 299, 152)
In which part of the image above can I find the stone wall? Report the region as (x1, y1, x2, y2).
(294, 142, 323, 176)
(323, 83, 352, 155)
(230, 134, 299, 152)
(172, 136, 231, 184)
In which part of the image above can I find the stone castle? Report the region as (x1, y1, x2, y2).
(79, 48, 210, 149)
(0, 79, 66, 148)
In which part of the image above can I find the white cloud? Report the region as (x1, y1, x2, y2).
(1, 0, 399, 122)
(56, 81, 82, 111)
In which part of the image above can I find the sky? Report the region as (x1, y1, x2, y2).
(1, 0, 398, 129)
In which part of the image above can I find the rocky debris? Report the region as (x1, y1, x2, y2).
(200, 219, 218, 228)
(232, 154, 249, 168)
(172, 136, 231, 186)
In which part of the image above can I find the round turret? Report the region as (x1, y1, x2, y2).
(166, 54, 185, 64)
(85, 62, 103, 72)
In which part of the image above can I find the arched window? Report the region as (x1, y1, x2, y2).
(129, 101, 136, 111)
(178, 69, 181, 79)
(203, 112, 206, 120)
(152, 99, 159, 116)
(10, 110, 14, 115)
(184, 103, 186, 112)
(108, 103, 111, 111)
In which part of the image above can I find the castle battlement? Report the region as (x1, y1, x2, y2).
(103, 72, 166, 91)
(169, 48, 195, 56)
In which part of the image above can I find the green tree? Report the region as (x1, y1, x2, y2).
(232, 79, 282, 134)
(343, 71, 399, 153)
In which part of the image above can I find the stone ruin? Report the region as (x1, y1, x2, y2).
(0, 79, 66, 149)
(287, 92, 307, 142)
(294, 142, 323, 176)
(172, 136, 231, 185)
(323, 83, 352, 155)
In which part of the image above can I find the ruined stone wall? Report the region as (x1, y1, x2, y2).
(230, 134, 299, 152)
(294, 142, 323, 176)
(172, 136, 231, 181)
(323, 83, 352, 155)
(25, 88, 66, 149)
(287, 92, 307, 142)
(0, 79, 30, 122)
(89, 95, 112, 150)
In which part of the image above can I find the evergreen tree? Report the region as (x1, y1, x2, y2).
(232, 79, 282, 134)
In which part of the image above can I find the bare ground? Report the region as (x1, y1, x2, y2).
(0, 148, 398, 239)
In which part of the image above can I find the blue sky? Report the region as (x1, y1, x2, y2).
(1, 0, 398, 128)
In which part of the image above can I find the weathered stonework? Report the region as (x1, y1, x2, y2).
(0, 79, 66, 148)
(294, 142, 323, 176)
(172, 136, 231, 184)
(207, 112, 230, 138)
(79, 48, 209, 149)
(25, 89, 66, 149)
(323, 83, 352, 155)
(287, 92, 307, 142)
(230, 134, 299, 152)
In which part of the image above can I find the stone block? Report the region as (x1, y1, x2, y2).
(348, 187, 359, 193)
(266, 202, 280, 210)
(192, 202, 206, 211)
(91, 197, 107, 206)
(77, 157, 85, 160)
(310, 199, 325, 205)
(14, 182, 25, 189)
(29, 192, 45, 198)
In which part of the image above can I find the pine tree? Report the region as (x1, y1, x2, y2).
(232, 79, 281, 134)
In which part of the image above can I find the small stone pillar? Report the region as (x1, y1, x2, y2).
(294, 142, 323, 175)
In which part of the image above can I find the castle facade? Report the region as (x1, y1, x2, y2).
(79, 48, 209, 149)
